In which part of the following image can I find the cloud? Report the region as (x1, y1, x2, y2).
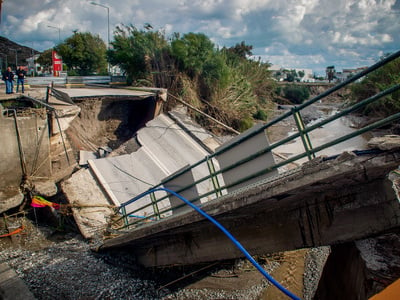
(1, 0, 399, 74)
(258, 42, 326, 73)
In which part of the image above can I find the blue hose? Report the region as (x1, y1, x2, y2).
(122, 187, 301, 300)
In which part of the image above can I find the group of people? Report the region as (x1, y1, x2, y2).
(2, 66, 26, 94)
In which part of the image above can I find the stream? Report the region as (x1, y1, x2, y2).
(273, 105, 371, 164)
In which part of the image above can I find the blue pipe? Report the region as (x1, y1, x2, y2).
(123, 187, 301, 300)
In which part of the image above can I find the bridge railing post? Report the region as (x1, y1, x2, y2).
(206, 157, 223, 198)
(121, 206, 129, 229)
(150, 192, 161, 220)
(292, 107, 315, 161)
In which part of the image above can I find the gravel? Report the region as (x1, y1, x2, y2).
(0, 233, 165, 299)
(303, 246, 331, 300)
(0, 217, 330, 300)
(0, 233, 276, 300)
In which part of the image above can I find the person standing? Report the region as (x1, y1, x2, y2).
(2, 67, 14, 94)
(16, 66, 26, 93)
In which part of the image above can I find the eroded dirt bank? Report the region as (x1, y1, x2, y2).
(65, 96, 155, 153)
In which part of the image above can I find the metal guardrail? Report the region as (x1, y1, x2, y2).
(24, 75, 126, 86)
(111, 50, 400, 232)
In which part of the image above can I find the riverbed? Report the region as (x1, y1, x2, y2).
(269, 104, 371, 165)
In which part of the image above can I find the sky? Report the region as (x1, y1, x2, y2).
(0, 0, 399, 75)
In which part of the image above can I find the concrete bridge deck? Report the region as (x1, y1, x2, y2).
(99, 148, 400, 267)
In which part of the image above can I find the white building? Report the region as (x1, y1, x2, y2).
(269, 65, 315, 82)
(336, 67, 368, 82)
(294, 68, 315, 82)
(25, 54, 43, 76)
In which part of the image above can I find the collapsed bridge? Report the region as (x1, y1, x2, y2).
(1, 51, 400, 274)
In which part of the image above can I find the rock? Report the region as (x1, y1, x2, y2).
(0, 189, 24, 213)
(334, 151, 357, 163)
(32, 180, 58, 197)
(368, 135, 400, 150)
(356, 233, 400, 298)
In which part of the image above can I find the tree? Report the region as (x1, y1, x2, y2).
(36, 49, 53, 73)
(226, 41, 253, 59)
(104, 28, 276, 133)
(108, 25, 169, 85)
(170, 32, 215, 77)
(285, 69, 297, 82)
(351, 56, 400, 116)
(55, 32, 107, 75)
(326, 66, 335, 83)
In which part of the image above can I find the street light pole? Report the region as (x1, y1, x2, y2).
(90, 1, 110, 74)
(47, 25, 61, 44)
(90, 1, 110, 49)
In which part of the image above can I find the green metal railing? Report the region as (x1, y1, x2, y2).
(111, 50, 400, 232)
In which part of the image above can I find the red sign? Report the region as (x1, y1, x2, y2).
(52, 51, 62, 76)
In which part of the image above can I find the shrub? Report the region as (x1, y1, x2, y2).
(253, 109, 268, 121)
(351, 56, 400, 117)
(283, 85, 310, 104)
(238, 117, 254, 132)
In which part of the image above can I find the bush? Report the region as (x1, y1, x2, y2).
(283, 85, 310, 104)
(253, 109, 268, 121)
(67, 69, 79, 76)
(351, 56, 400, 117)
(238, 117, 254, 132)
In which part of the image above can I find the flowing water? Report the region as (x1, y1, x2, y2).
(274, 107, 371, 164)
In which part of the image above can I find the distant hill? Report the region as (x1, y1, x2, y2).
(0, 36, 40, 69)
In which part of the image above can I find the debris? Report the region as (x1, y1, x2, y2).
(31, 195, 60, 209)
(368, 135, 400, 150)
(0, 225, 24, 238)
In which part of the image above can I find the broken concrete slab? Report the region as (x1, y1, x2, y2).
(79, 150, 97, 166)
(137, 114, 210, 173)
(0, 110, 51, 190)
(51, 105, 81, 134)
(31, 180, 58, 197)
(88, 112, 222, 220)
(88, 147, 169, 216)
(0, 189, 24, 213)
(137, 114, 220, 203)
(61, 168, 116, 239)
(215, 123, 278, 193)
(168, 105, 223, 152)
(0, 263, 36, 300)
(100, 150, 400, 267)
(53, 87, 158, 99)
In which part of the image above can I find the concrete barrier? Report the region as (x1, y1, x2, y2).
(0, 263, 36, 300)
